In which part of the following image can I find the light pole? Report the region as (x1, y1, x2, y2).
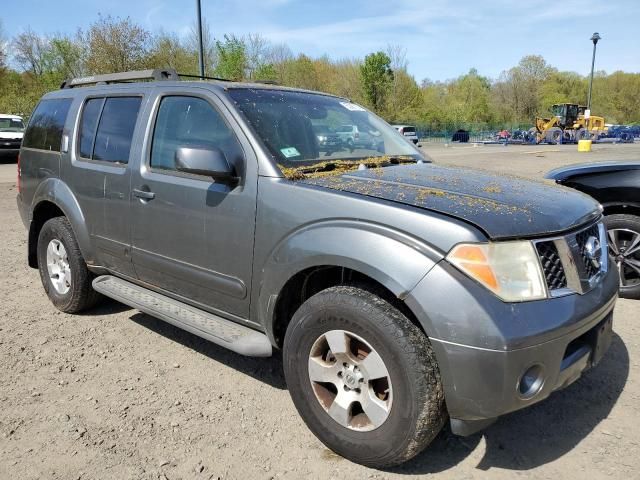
(587, 32, 601, 111)
(196, 0, 205, 78)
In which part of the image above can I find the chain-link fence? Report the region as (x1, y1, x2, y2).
(411, 123, 535, 144)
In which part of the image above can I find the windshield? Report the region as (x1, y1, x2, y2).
(227, 88, 424, 168)
(0, 118, 25, 132)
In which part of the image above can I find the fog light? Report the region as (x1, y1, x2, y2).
(518, 364, 545, 399)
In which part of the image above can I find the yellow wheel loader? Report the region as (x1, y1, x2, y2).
(533, 103, 606, 144)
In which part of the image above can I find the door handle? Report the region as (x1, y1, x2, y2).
(132, 188, 155, 200)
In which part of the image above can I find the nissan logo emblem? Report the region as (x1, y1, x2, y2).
(584, 236, 602, 269)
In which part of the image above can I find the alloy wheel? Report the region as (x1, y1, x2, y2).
(608, 228, 640, 288)
(308, 329, 392, 432)
(46, 239, 71, 295)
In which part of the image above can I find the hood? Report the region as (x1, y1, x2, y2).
(546, 161, 640, 182)
(300, 164, 601, 240)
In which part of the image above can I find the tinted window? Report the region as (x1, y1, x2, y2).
(92, 97, 141, 163)
(151, 96, 242, 171)
(78, 98, 104, 158)
(22, 98, 72, 151)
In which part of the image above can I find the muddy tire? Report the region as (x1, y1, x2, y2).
(283, 286, 446, 467)
(37, 217, 101, 313)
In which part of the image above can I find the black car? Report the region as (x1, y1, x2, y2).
(546, 161, 640, 299)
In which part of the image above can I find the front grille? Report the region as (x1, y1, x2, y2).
(534, 221, 606, 297)
(575, 223, 601, 279)
(536, 241, 567, 290)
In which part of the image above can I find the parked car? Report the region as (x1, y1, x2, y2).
(312, 124, 344, 155)
(335, 124, 384, 152)
(17, 69, 617, 468)
(392, 124, 419, 144)
(0, 114, 25, 160)
(546, 161, 640, 299)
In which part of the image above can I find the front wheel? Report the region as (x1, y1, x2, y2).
(283, 286, 446, 467)
(605, 214, 640, 299)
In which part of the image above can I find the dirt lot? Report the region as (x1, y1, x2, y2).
(1, 144, 639, 480)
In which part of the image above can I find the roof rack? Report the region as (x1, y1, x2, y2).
(60, 68, 181, 89)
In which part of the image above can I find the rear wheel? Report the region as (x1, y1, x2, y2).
(283, 286, 446, 467)
(605, 214, 640, 299)
(37, 217, 101, 313)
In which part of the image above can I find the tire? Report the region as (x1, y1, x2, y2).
(575, 128, 589, 141)
(283, 286, 446, 468)
(604, 214, 640, 299)
(546, 127, 562, 144)
(37, 217, 101, 313)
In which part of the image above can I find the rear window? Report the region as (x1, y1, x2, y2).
(22, 98, 72, 151)
(403, 126, 416, 134)
(78, 96, 142, 163)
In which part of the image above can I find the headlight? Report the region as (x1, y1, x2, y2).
(446, 241, 546, 302)
(318, 135, 327, 142)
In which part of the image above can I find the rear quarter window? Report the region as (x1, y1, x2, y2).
(22, 98, 72, 151)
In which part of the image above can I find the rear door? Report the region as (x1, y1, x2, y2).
(66, 93, 144, 277)
(130, 87, 258, 320)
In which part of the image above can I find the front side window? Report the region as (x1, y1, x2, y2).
(22, 98, 72, 151)
(150, 96, 242, 172)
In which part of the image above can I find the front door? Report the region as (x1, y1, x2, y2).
(130, 89, 258, 320)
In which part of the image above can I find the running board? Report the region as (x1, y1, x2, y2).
(92, 275, 272, 357)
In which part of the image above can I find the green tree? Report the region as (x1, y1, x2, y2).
(83, 15, 150, 74)
(214, 34, 246, 81)
(147, 31, 197, 74)
(12, 28, 50, 75)
(360, 51, 393, 113)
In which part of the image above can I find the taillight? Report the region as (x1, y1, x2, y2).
(355, 132, 359, 139)
(17, 153, 21, 194)
(399, 128, 405, 134)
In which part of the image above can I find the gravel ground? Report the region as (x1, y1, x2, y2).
(1, 144, 639, 480)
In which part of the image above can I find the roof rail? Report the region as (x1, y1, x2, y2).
(60, 68, 180, 89)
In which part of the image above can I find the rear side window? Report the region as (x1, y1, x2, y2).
(22, 98, 72, 151)
(78, 96, 142, 163)
(79, 98, 103, 158)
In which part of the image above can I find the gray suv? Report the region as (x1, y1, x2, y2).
(16, 69, 618, 468)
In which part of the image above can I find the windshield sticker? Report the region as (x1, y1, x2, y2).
(280, 147, 301, 158)
(340, 102, 366, 112)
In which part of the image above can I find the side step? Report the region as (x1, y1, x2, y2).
(92, 275, 272, 357)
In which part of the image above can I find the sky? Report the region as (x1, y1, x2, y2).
(4, 0, 640, 81)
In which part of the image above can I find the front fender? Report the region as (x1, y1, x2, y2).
(30, 178, 95, 264)
(257, 220, 442, 344)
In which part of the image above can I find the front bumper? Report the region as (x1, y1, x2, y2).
(405, 258, 618, 434)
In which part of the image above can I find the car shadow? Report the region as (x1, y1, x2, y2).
(78, 297, 133, 316)
(388, 332, 629, 475)
(129, 311, 287, 390)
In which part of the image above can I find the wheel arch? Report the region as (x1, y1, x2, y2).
(602, 202, 640, 218)
(255, 222, 442, 348)
(28, 178, 94, 269)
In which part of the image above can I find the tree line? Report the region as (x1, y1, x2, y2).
(1, 15, 639, 130)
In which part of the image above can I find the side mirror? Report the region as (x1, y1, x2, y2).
(175, 146, 238, 183)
